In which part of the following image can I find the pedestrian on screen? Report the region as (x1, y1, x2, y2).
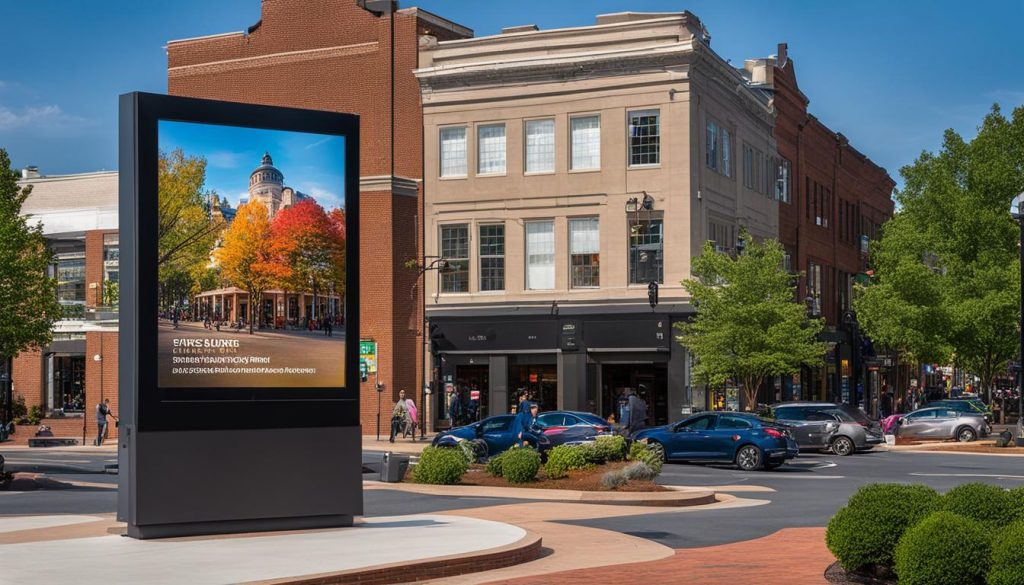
(95, 399, 116, 446)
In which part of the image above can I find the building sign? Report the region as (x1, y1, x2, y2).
(155, 119, 347, 390)
(560, 321, 580, 351)
(359, 340, 377, 374)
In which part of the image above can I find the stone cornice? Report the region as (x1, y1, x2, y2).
(360, 175, 420, 198)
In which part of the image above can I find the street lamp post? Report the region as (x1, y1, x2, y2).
(1011, 193, 1024, 436)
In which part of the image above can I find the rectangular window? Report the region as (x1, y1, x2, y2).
(478, 224, 505, 292)
(628, 109, 660, 166)
(524, 119, 555, 174)
(708, 219, 736, 253)
(439, 126, 467, 178)
(755, 150, 766, 194)
(776, 158, 791, 203)
(807, 260, 822, 316)
(55, 252, 86, 305)
(721, 128, 731, 177)
(743, 144, 754, 189)
(440, 224, 469, 293)
(569, 218, 600, 288)
(705, 120, 718, 171)
(525, 220, 555, 290)
(629, 214, 664, 284)
(477, 124, 506, 175)
(570, 115, 601, 170)
(102, 233, 119, 308)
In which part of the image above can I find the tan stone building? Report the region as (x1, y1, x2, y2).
(417, 12, 781, 424)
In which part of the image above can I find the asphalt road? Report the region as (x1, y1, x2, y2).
(4, 446, 1024, 550)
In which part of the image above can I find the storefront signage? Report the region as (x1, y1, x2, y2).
(560, 321, 580, 351)
(359, 340, 377, 374)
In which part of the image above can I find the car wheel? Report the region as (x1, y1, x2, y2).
(831, 436, 855, 456)
(647, 441, 667, 463)
(735, 445, 763, 471)
(956, 426, 977, 443)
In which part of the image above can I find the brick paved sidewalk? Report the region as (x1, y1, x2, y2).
(484, 527, 833, 585)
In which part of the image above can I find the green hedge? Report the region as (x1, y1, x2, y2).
(593, 435, 627, 462)
(485, 450, 506, 477)
(627, 441, 664, 475)
(941, 482, 1016, 528)
(501, 447, 541, 484)
(825, 483, 940, 572)
(411, 446, 468, 485)
(894, 511, 990, 585)
(1010, 487, 1024, 521)
(545, 445, 590, 479)
(989, 519, 1024, 585)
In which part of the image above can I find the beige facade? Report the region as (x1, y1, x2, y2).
(418, 12, 777, 311)
(415, 12, 780, 423)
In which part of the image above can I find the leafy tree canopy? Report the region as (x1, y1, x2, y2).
(676, 235, 826, 410)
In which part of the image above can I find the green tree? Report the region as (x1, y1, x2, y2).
(216, 201, 287, 334)
(0, 149, 62, 421)
(856, 105, 1023, 399)
(676, 235, 826, 410)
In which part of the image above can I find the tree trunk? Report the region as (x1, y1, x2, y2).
(2, 355, 12, 426)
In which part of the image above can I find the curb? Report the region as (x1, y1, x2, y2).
(365, 480, 717, 507)
(251, 531, 543, 585)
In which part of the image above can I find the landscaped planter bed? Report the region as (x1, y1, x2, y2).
(458, 460, 670, 492)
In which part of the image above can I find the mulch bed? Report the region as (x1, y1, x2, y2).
(824, 562, 896, 585)
(406, 460, 670, 492)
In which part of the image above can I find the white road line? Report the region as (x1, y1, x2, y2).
(910, 473, 1024, 480)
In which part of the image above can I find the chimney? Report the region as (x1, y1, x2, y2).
(501, 24, 539, 34)
(776, 43, 789, 67)
(21, 166, 41, 180)
(744, 58, 775, 87)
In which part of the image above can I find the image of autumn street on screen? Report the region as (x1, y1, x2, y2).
(156, 121, 346, 388)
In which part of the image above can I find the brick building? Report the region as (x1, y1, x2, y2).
(5, 170, 120, 444)
(763, 43, 896, 412)
(165, 0, 472, 430)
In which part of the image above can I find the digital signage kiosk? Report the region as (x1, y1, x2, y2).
(118, 92, 361, 539)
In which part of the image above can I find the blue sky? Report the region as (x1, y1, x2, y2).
(1, 0, 1022, 191)
(159, 121, 346, 211)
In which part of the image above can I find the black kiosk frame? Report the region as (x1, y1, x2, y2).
(118, 92, 362, 539)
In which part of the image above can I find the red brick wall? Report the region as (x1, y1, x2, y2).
(12, 349, 43, 410)
(165, 0, 463, 429)
(85, 332, 119, 440)
(773, 55, 895, 327)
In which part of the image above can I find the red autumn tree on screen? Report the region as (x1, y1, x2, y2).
(215, 201, 287, 334)
(270, 199, 345, 323)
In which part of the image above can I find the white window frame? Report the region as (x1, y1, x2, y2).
(524, 118, 556, 174)
(525, 220, 555, 290)
(627, 109, 660, 168)
(478, 223, 505, 292)
(476, 123, 507, 176)
(569, 217, 600, 289)
(439, 223, 470, 294)
(438, 126, 468, 179)
(569, 114, 601, 171)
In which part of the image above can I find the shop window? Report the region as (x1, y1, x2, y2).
(440, 224, 469, 293)
(49, 355, 85, 414)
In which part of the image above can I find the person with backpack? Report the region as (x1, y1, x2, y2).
(626, 387, 648, 436)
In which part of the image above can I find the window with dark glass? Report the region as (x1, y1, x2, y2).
(628, 214, 663, 284)
(440, 224, 469, 293)
(569, 217, 600, 288)
(478, 224, 505, 291)
(628, 109, 660, 166)
(54, 252, 86, 306)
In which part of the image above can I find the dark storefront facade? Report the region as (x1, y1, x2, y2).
(429, 311, 694, 428)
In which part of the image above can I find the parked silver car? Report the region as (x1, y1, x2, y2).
(896, 407, 989, 442)
(771, 402, 885, 456)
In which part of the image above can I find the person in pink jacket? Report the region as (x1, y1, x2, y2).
(404, 393, 419, 440)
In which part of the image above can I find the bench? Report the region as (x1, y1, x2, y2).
(28, 437, 80, 448)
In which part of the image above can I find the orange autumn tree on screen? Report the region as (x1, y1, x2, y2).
(270, 199, 345, 322)
(215, 201, 288, 334)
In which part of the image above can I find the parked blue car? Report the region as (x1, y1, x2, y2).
(631, 412, 799, 471)
(433, 412, 611, 459)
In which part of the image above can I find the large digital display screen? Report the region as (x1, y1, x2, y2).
(156, 121, 347, 389)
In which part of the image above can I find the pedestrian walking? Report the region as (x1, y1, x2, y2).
(515, 402, 539, 447)
(626, 388, 648, 436)
(389, 389, 410, 443)
(94, 398, 116, 446)
(404, 394, 419, 440)
(880, 390, 892, 419)
(616, 387, 631, 436)
(323, 316, 333, 337)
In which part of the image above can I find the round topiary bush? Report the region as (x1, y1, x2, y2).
(593, 435, 627, 462)
(989, 518, 1024, 585)
(545, 445, 589, 479)
(501, 447, 541, 484)
(627, 442, 664, 475)
(825, 483, 940, 573)
(942, 482, 1016, 528)
(578, 442, 605, 465)
(894, 511, 990, 585)
(412, 446, 469, 485)
(1009, 487, 1024, 520)
(485, 450, 507, 477)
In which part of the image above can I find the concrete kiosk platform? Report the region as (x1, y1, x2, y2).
(0, 514, 541, 585)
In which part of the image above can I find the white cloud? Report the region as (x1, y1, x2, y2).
(297, 182, 344, 210)
(305, 136, 335, 150)
(206, 150, 244, 169)
(0, 104, 93, 133)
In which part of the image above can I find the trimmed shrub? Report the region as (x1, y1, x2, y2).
(578, 442, 605, 465)
(894, 511, 990, 585)
(593, 435, 627, 462)
(600, 469, 628, 490)
(485, 450, 506, 477)
(501, 447, 541, 484)
(988, 519, 1024, 585)
(627, 441, 664, 475)
(942, 482, 1016, 528)
(545, 445, 590, 480)
(1009, 487, 1024, 519)
(623, 461, 659, 482)
(825, 483, 940, 572)
(456, 440, 477, 465)
(412, 446, 468, 485)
